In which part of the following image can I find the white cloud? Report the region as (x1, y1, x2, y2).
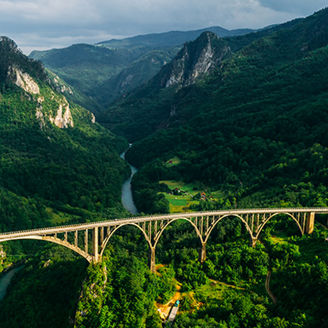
(258, 0, 327, 14)
(0, 0, 326, 53)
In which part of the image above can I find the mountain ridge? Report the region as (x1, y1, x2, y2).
(29, 26, 255, 112)
(96, 25, 254, 49)
(0, 36, 128, 234)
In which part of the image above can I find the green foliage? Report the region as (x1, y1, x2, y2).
(0, 246, 87, 328)
(0, 37, 46, 90)
(117, 8, 328, 210)
(0, 47, 129, 236)
(75, 248, 165, 328)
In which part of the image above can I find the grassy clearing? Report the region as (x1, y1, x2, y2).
(268, 230, 290, 244)
(159, 179, 220, 213)
(164, 157, 181, 167)
(159, 180, 201, 213)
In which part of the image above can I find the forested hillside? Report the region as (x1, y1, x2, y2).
(29, 26, 253, 112)
(0, 36, 128, 258)
(99, 8, 328, 213)
(0, 36, 130, 327)
(1, 8, 328, 328)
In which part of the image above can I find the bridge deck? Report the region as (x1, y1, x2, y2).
(0, 207, 327, 239)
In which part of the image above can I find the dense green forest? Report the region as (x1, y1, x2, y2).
(29, 26, 252, 113)
(1, 8, 328, 328)
(105, 8, 328, 213)
(0, 36, 129, 267)
(3, 214, 326, 327)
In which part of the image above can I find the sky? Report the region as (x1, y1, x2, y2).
(0, 0, 327, 54)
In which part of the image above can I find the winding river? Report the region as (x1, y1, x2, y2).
(0, 266, 23, 301)
(120, 148, 138, 215)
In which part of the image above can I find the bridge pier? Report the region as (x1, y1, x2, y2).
(250, 237, 257, 248)
(306, 212, 315, 234)
(149, 246, 156, 273)
(92, 227, 99, 263)
(199, 242, 207, 263)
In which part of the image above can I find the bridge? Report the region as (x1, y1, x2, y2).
(0, 208, 327, 272)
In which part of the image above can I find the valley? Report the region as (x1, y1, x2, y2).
(0, 7, 328, 328)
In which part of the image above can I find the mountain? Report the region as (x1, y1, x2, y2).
(98, 18, 306, 140)
(101, 8, 328, 212)
(153, 32, 231, 88)
(29, 26, 254, 112)
(97, 26, 254, 50)
(0, 36, 128, 235)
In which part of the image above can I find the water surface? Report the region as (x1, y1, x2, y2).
(0, 266, 23, 301)
(120, 151, 138, 215)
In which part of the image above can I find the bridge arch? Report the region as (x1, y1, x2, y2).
(204, 214, 253, 244)
(254, 212, 303, 240)
(153, 217, 203, 248)
(0, 235, 92, 262)
(99, 223, 152, 258)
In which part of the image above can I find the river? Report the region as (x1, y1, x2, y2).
(0, 266, 23, 301)
(120, 148, 138, 215)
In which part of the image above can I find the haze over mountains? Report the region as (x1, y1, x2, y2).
(102, 8, 328, 212)
(29, 26, 254, 112)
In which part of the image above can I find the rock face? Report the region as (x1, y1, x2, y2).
(12, 67, 75, 129)
(49, 99, 74, 128)
(159, 32, 231, 89)
(15, 68, 40, 94)
(91, 113, 96, 123)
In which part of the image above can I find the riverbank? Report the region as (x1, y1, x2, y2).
(0, 265, 23, 301)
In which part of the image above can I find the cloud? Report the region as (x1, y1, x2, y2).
(0, 0, 326, 53)
(258, 0, 327, 14)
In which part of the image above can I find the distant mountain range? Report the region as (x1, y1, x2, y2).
(96, 26, 254, 49)
(29, 26, 255, 112)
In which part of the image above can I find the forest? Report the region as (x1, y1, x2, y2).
(1, 8, 328, 328)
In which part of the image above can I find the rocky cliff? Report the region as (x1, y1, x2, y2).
(158, 32, 231, 89)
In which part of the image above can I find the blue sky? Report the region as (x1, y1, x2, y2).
(0, 0, 326, 54)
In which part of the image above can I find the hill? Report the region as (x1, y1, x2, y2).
(29, 26, 254, 111)
(0, 36, 128, 235)
(97, 26, 254, 50)
(100, 8, 328, 212)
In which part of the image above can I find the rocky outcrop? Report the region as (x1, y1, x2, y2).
(15, 68, 40, 94)
(159, 32, 231, 89)
(91, 113, 96, 123)
(53, 76, 73, 95)
(49, 99, 74, 128)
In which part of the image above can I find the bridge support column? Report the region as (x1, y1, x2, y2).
(92, 227, 99, 262)
(149, 246, 156, 273)
(250, 237, 257, 248)
(306, 212, 315, 234)
(199, 242, 206, 263)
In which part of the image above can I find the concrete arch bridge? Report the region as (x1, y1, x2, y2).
(0, 208, 327, 272)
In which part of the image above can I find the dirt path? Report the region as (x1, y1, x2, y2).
(265, 270, 277, 304)
(156, 284, 181, 321)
